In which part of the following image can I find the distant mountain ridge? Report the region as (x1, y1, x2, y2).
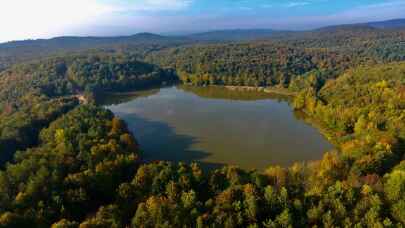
(0, 32, 189, 49)
(366, 18, 405, 29)
(315, 18, 405, 32)
(0, 18, 404, 72)
(0, 33, 193, 72)
(188, 29, 277, 41)
(1, 18, 404, 46)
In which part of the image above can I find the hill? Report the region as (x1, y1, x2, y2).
(186, 18, 405, 41)
(367, 18, 405, 29)
(0, 20, 404, 226)
(313, 18, 405, 32)
(188, 29, 278, 41)
(0, 53, 177, 167)
(0, 33, 192, 71)
(0, 61, 404, 227)
(1, 18, 405, 72)
(0, 33, 187, 49)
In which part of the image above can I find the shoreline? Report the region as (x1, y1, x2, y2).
(98, 84, 338, 147)
(296, 109, 342, 148)
(98, 84, 298, 97)
(181, 84, 297, 96)
(223, 85, 297, 96)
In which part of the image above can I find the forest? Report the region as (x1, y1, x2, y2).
(0, 25, 404, 227)
(146, 27, 405, 88)
(0, 53, 177, 168)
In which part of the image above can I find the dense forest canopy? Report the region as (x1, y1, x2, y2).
(0, 53, 176, 169)
(0, 33, 194, 72)
(146, 27, 405, 88)
(0, 53, 176, 103)
(0, 22, 404, 227)
(1, 22, 404, 72)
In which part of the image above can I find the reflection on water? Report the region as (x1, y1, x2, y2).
(106, 86, 333, 170)
(178, 85, 292, 102)
(97, 88, 161, 106)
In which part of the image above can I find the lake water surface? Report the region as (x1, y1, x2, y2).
(105, 86, 333, 170)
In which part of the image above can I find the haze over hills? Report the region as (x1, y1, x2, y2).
(2, 18, 404, 45)
(0, 33, 189, 48)
(366, 18, 405, 29)
(0, 32, 191, 55)
(187, 29, 278, 41)
(317, 18, 405, 32)
(0, 33, 193, 72)
(0, 18, 404, 72)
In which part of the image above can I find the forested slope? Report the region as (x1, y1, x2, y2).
(0, 53, 176, 105)
(0, 33, 192, 72)
(0, 24, 404, 227)
(146, 28, 405, 89)
(294, 62, 405, 173)
(146, 43, 351, 87)
(0, 58, 403, 228)
(0, 106, 140, 227)
(0, 53, 176, 167)
(1, 99, 404, 227)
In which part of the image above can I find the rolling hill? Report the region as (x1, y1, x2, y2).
(0, 18, 404, 72)
(188, 29, 278, 41)
(367, 18, 405, 29)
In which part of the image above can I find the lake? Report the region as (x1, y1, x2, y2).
(105, 86, 333, 170)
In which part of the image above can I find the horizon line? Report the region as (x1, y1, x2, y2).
(1, 17, 404, 45)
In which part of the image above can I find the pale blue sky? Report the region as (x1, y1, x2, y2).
(1, 0, 404, 42)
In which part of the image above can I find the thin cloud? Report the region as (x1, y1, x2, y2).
(239, 6, 254, 11)
(261, 4, 274, 8)
(116, 0, 193, 12)
(285, 2, 311, 8)
(0, 0, 194, 42)
(0, 0, 114, 42)
(260, 0, 405, 29)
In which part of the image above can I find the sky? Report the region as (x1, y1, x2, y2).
(0, 0, 404, 42)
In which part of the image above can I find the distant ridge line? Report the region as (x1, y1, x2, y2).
(1, 18, 404, 45)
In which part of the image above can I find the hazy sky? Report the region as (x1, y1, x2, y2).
(0, 0, 404, 42)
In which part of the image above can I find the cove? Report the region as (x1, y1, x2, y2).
(105, 86, 333, 170)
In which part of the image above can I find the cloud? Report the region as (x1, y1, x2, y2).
(261, 0, 405, 30)
(361, 0, 405, 10)
(138, 0, 193, 11)
(0, 0, 116, 42)
(319, 0, 405, 25)
(285, 2, 311, 8)
(239, 6, 253, 11)
(261, 4, 274, 8)
(0, 0, 194, 42)
(1, 0, 404, 42)
(113, 0, 193, 12)
(140, 0, 405, 32)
